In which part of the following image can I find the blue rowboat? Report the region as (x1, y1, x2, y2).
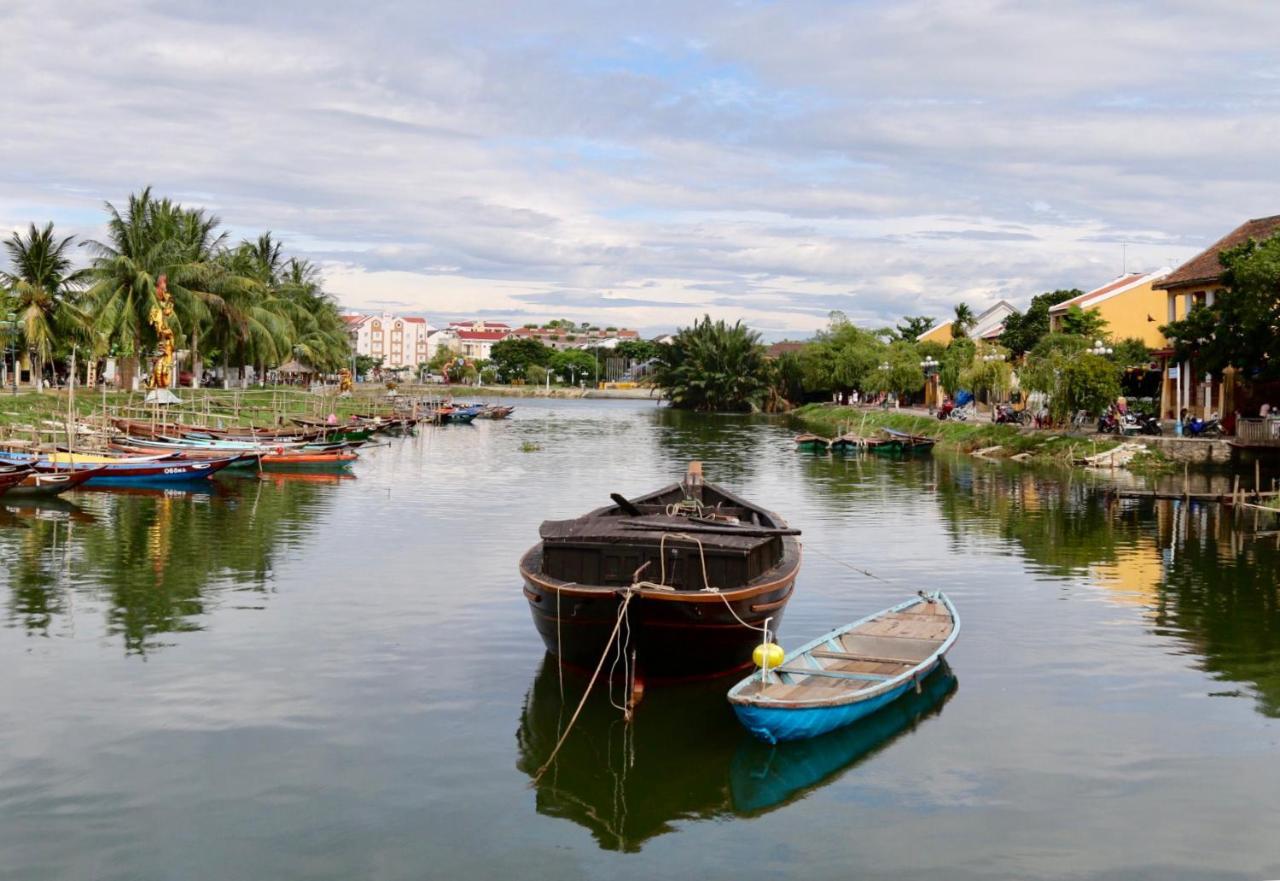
(727, 591, 959, 743)
(0, 455, 237, 485)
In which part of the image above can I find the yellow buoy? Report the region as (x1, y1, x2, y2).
(753, 642, 785, 669)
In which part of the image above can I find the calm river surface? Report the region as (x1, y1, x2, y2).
(2, 399, 1279, 880)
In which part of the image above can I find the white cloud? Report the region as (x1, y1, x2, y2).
(1, 0, 1277, 337)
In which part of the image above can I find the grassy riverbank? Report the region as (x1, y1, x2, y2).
(789, 403, 1176, 472)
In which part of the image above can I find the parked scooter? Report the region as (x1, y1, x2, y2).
(993, 403, 1027, 425)
(1183, 413, 1223, 438)
(1135, 413, 1163, 435)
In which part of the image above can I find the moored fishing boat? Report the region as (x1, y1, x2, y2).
(880, 427, 937, 454)
(0, 453, 238, 485)
(829, 433, 869, 453)
(0, 465, 35, 496)
(727, 591, 959, 743)
(519, 462, 801, 681)
(2, 466, 104, 498)
(794, 433, 831, 453)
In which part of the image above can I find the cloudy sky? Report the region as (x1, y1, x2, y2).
(4, 1, 1279, 337)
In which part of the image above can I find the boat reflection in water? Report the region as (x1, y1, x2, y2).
(730, 664, 957, 815)
(516, 658, 957, 851)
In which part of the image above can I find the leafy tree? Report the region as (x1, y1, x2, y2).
(489, 337, 553, 383)
(1021, 334, 1120, 421)
(354, 354, 381, 376)
(525, 364, 548, 385)
(939, 338, 976, 394)
(1162, 232, 1280, 379)
(550, 348, 597, 385)
(895, 315, 936, 341)
(615, 339, 660, 363)
(652, 315, 772, 411)
(867, 340, 926, 397)
(479, 365, 498, 385)
(800, 314, 884, 394)
(1, 222, 91, 390)
(1057, 305, 1109, 339)
(998, 289, 1081, 356)
(952, 303, 976, 338)
(959, 345, 1013, 399)
(1109, 337, 1151, 369)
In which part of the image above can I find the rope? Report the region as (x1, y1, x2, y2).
(533, 590, 635, 784)
(803, 542, 914, 589)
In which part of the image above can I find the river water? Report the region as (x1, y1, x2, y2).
(2, 399, 1278, 880)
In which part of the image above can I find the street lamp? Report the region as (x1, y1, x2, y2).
(5, 311, 17, 396)
(920, 355, 939, 413)
(981, 351, 1006, 363)
(1089, 339, 1113, 356)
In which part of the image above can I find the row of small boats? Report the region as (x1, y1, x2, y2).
(795, 427, 937, 455)
(434, 402, 514, 424)
(520, 462, 958, 745)
(0, 411, 426, 496)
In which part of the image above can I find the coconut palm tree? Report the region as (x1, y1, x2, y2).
(82, 188, 243, 388)
(952, 303, 976, 338)
(1, 222, 91, 390)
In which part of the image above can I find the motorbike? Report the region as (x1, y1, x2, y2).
(1136, 413, 1163, 435)
(993, 404, 1026, 425)
(1184, 415, 1222, 438)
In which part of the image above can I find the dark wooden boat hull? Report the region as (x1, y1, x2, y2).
(520, 543, 800, 681)
(3, 468, 101, 497)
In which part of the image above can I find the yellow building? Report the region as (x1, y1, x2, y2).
(1047, 268, 1171, 349)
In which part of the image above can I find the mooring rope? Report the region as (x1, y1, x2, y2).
(533, 589, 635, 784)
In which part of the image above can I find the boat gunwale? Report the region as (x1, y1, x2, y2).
(519, 540, 802, 603)
(727, 591, 960, 709)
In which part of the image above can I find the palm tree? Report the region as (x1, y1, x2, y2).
(82, 188, 240, 388)
(653, 315, 772, 411)
(952, 303, 976, 338)
(1, 223, 91, 390)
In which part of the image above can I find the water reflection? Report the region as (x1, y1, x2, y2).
(0, 475, 341, 653)
(515, 658, 956, 852)
(925, 460, 1280, 717)
(731, 665, 957, 815)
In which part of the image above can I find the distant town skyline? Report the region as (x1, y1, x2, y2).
(5, 2, 1279, 338)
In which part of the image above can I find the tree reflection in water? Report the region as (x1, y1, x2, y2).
(0, 474, 342, 654)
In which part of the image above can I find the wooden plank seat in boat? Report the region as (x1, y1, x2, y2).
(838, 633, 945, 663)
(810, 649, 917, 666)
(774, 665, 891, 682)
(858, 616, 953, 640)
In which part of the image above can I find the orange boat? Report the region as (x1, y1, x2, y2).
(259, 450, 358, 471)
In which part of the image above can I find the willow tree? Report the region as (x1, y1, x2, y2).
(1, 222, 91, 390)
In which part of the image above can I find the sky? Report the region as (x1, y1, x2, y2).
(3, 0, 1280, 339)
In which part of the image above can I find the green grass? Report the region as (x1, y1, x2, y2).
(788, 404, 1141, 467)
(0, 385, 425, 444)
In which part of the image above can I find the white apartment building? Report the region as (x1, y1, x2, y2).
(343, 312, 434, 369)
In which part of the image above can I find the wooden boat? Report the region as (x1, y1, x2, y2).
(1, 454, 238, 485)
(519, 462, 801, 681)
(880, 428, 937, 454)
(257, 450, 358, 470)
(730, 665, 956, 815)
(727, 591, 959, 743)
(2, 466, 104, 497)
(479, 405, 514, 419)
(829, 433, 869, 453)
(794, 433, 831, 453)
(0, 465, 35, 496)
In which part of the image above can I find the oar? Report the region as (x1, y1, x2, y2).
(610, 492, 644, 516)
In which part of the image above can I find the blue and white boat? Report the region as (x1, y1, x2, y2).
(727, 591, 959, 743)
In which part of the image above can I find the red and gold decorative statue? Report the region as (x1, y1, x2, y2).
(146, 274, 176, 390)
(338, 367, 353, 393)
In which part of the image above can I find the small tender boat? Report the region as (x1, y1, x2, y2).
(794, 433, 831, 453)
(727, 591, 959, 743)
(479, 405, 514, 419)
(257, 450, 358, 470)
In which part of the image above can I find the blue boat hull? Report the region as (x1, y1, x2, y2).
(732, 661, 937, 744)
